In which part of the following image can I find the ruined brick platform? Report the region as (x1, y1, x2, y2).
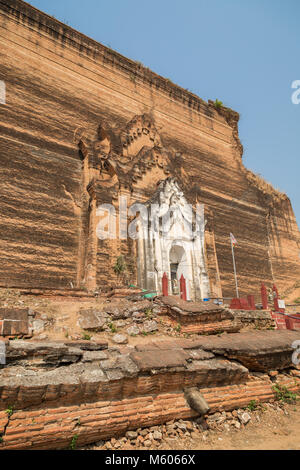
(0, 330, 299, 449)
(0, 308, 29, 337)
(233, 309, 275, 330)
(158, 296, 241, 334)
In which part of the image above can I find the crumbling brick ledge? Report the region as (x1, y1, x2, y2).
(0, 330, 299, 450)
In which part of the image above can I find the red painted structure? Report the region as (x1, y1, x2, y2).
(271, 311, 286, 329)
(261, 282, 268, 310)
(180, 274, 187, 301)
(230, 298, 242, 309)
(272, 284, 285, 313)
(247, 295, 256, 310)
(271, 311, 300, 330)
(230, 297, 252, 310)
(228, 281, 300, 331)
(162, 272, 168, 297)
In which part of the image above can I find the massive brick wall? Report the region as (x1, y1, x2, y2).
(0, 0, 299, 296)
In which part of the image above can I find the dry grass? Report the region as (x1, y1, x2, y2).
(245, 170, 287, 202)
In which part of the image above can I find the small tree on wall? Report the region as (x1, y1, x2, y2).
(113, 255, 128, 285)
(214, 99, 223, 110)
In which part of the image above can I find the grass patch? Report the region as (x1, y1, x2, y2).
(70, 434, 79, 450)
(82, 332, 91, 341)
(113, 256, 127, 275)
(108, 322, 117, 334)
(272, 384, 298, 404)
(247, 400, 258, 411)
(145, 308, 153, 319)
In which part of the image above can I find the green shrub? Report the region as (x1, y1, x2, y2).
(82, 332, 91, 341)
(70, 434, 79, 450)
(5, 406, 13, 418)
(113, 256, 127, 275)
(247, 400, 258, 411)
(108, 322, 117, 333)
(272, 384, 298, 404)
(214, 99, 223, 109)
(145, 308, 153, 319)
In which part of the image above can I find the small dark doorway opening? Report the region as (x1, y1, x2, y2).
(170, 263, 179, 295)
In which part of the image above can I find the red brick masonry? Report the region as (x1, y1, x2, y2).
(0, 330, 299, 449)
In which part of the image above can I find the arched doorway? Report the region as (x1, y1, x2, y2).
(135, 177, 211, 301)
(169, 244, 190, 298)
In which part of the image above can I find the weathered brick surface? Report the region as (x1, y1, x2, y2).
(0, 308, 28, 322)
(0, 356, 248, 411)
(0, 308, 29, 336)
(0, 376, 299, 450)
(168, 317, 240, 335)
(158, 297, 241, 334)
(0, 330, 298, 413)
(1, 332, 299, 450)
(234, 309, 275, 329)
(130, 349, 189, 371)
(0, 0, 299, 296)
(136, 330, 300, 371)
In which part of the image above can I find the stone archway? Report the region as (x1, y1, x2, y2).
(135, 177, 211, 301)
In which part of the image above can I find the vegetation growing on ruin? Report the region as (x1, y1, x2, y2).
(272, 384, 298, 404)
(113, 256, 127, 275)
(82, 332, 91, 341)
(247, 400, 258, 411)
(145, 308, 153, 319)
(70, 434, 79, 450)
(214, 99, 223, 109)
(245, 170, 287, 202)
(5, 406, 13, 418)
(108, 322, 117, 333)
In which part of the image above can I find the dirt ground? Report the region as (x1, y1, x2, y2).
(2, 287, 300, 451)
(0, 288, 192, 344)
(83, 402, 300, 451)
(1, 287, 299, 346)
(166, 405, 300, 450)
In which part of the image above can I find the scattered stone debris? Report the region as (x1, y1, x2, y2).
(35, 333, 48, 341)
(81, 402, 293, 450)
(238, 412, 251, 425)
(142, 320, 158, 333)
(32, 319, 45, 334)
(112, 333, 128, 344)
(78, 309, 109, 331)
(127, 325, 140, 336)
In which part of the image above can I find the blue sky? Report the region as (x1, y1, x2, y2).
(28, 0, 300, 225)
